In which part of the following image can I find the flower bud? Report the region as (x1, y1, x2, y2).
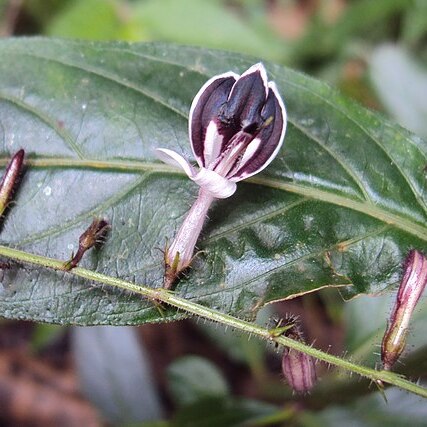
(282, 347, 317, 394)
(381, 250, 427, 370)
(274, 316, 317, 393)
(0, 149, 25, 217)
(64, 218, 109, 270)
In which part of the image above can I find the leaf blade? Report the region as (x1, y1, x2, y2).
(0, 38, 426, 324)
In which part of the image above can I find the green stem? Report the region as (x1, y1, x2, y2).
(0, 244, 426, 398)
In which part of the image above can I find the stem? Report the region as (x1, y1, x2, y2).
(0, 244, 426, 398)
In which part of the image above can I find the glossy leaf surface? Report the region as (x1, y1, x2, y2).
(0, 38, 426, 324)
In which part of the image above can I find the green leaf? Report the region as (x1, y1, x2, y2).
(132, 0, 284, 62)
(290, 0, 413, 64)
(46, 0, 133, 41)
(46, 0, 284, 62)
(402, 1, 427, 45)
(31, 323, 65, 352)
(299, 387, 427, 427)
(167, 356, 229, 407)
(0, 38, 426, 325)
(44, 0, 150, 42)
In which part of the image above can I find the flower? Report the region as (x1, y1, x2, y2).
(282, 347, 317, 394)
(381, 250, 427, 370)
(156, 63, 287, 288)
(156, 63, 287, 199)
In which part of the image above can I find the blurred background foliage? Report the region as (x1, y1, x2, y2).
(1, 1, 427, 426)
(1, 0, 426, 131)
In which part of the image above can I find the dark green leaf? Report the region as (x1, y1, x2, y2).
(0, 38, 426, 325)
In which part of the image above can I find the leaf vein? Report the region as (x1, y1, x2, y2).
(290, 121, 370, 201)
(14, 174, 151, 246)
(202, 197, 309, 244)
(12, 51, 188, 119)
(0, 91, 85, 159)
(276, 76, 427, 219)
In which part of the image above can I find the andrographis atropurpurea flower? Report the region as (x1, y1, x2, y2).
(157, 63, 287, 288)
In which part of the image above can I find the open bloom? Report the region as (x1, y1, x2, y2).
(157, 63, 287, 287)
(381, 250, 427, 370)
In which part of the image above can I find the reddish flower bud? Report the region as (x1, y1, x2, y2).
(64, 218, 109, 270)
(156, 63, 287, 288)
(282, 347, 317, 394)
(381, 250, 427, 370)
(0, 149, 25, 217)
(273, 316, 317, 393)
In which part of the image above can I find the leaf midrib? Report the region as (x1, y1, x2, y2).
(4, 43, 426, 220)
(2, 43, 426, 241)
(2, 156, 426, 242)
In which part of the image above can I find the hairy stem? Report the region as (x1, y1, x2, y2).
(0, 244, 426, 398)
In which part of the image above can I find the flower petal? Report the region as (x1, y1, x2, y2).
(230, 81, 287, 181)
(156, 148, 236, 198)
(193, 167, 237, 199)
(189, 72, 238, 168)
(155, 148, 196, 179)
(213, 63, 274, 164)
(219, 63, 269, 139)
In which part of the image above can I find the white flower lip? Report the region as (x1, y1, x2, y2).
(156, 148, 236, 198)
(157, 63, 287, 198)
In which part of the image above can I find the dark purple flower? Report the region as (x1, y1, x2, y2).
(157, 63, 286, 198)
(156, 64, 287, 288)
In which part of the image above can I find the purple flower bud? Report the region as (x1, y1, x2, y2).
(381, 250, 427, 370)
(0, 149, 25, 217)
(157, 64, 287, 288)
(282, 347, 317, 394)
(63, 218, 109, 270)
